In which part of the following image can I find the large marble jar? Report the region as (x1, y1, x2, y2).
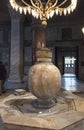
(28, 48, 61, 108)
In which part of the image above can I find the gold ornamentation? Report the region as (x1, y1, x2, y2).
(9, 0, 77, 26)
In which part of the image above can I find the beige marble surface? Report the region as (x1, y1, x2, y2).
(0, 90, 84, 130)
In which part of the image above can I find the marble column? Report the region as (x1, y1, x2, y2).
(5, 6, 26, 90)
(32, 19, 46, 63)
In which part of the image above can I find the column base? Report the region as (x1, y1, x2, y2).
(4, 79, 27, 91)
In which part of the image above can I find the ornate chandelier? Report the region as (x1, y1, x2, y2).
(9, 0, 77, 26)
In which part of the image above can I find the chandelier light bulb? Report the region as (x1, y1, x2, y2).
(27, 7, 31, 14)
(67, 8, 70, 14)
(19, 7, 22, 14)
(24, 8, 27, 15)
(82, 27, 84, 34)
(64, 9, 67, 16)
(59, 10, 62, 16)
(15, 5, 18, 11)
(55, 9, 58, 15)
(49, 10, 54, 18)
(9, 0, 78, 26)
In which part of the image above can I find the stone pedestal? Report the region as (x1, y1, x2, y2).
(32, 19, 46, 63)
(2, 111, 84, 130)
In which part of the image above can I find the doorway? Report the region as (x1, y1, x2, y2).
(55, 46, 79, 78)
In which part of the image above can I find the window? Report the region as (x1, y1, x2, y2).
(62, 28, 72, 40)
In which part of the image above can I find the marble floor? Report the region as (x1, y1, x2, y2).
(62, 73, 84, 93)
(0, 74, 84, 129)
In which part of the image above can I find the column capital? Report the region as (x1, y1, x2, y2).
(8, 4, 24, 21)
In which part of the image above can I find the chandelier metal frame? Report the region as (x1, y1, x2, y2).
(9, 0, 77, 26)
